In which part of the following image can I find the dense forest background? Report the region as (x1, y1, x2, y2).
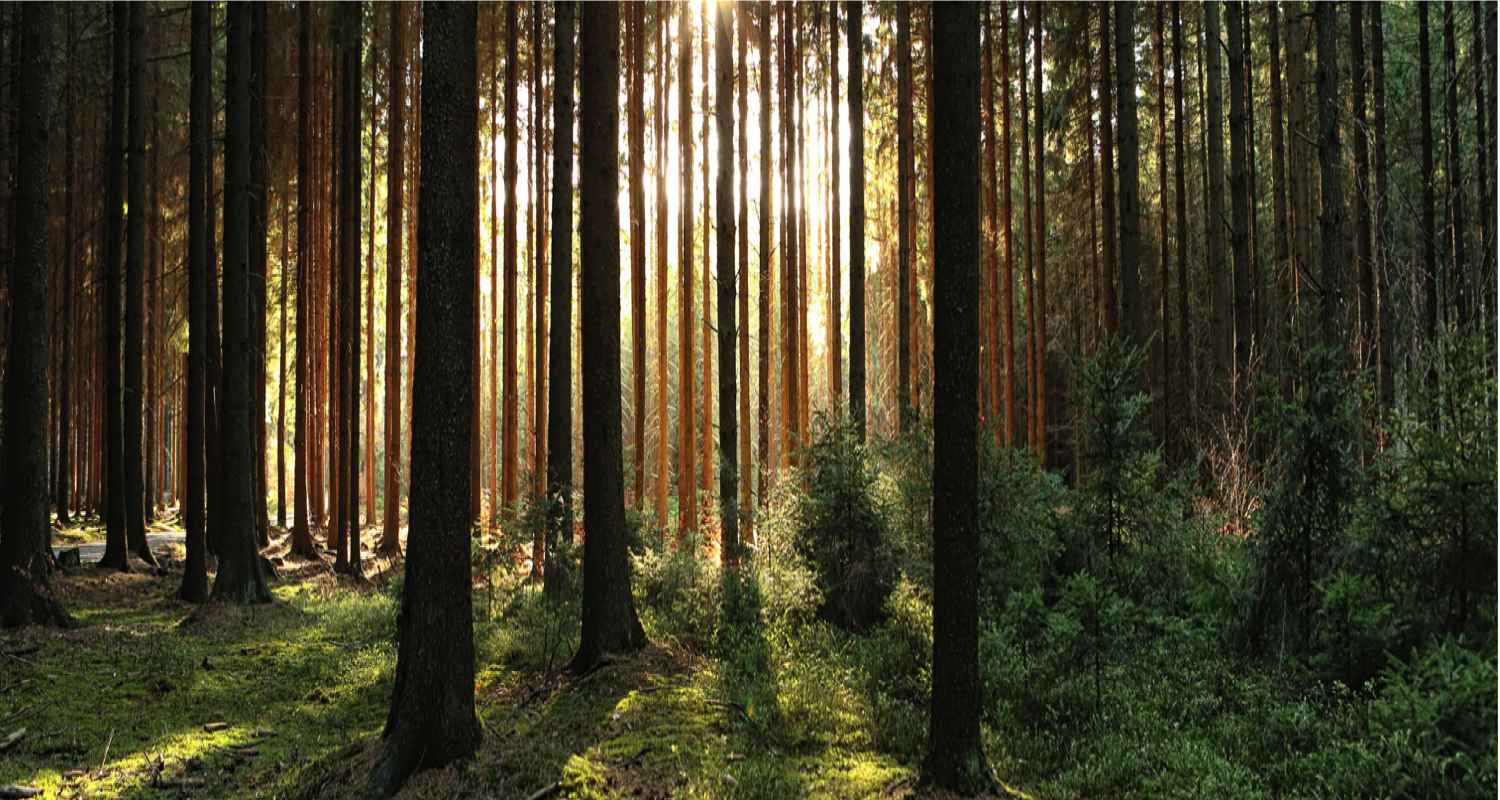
(0, 1, 1496, 799)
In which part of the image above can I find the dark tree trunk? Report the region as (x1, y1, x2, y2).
(736, 3, 750, 540)
(290, 0, 316, 559)
(1267, 1, 1288, 394)
(1000, 1, 1015, 447)
(101, 3, 130, 572)
(572, 0, 647, 674)
(1420, 4, 1436, 343)
(656, 0, 670, 526)
(1098, 3, 1117, 335)
(1371, 4, 1393, 411)
(758, 3, 774, 492)
(503, 3, 518, 510)
(56, 6, 74, 529)
(628, 3, 646, 510)
(1205, 2, 1229, 403)
(546, 0, 575, 591)
(251, 3, 269, 550)
(922, 3, 984, 791)
(715, 0, 737, 567)
(1313, 0, 1344, 350)
(1478, 4, 1496, 330)
(1, 2, 71, 628)
(1443, 2, 1467, 328)
(339, 0, 363, 576)
(896, 2, 912, 430)
(1227, 1, 1250, 404)
(1350, 2, 1373, 375)
(1117, 0, 1142, 356)
(1032, 1, 1048, 462)
(1154, 3, 1170, 439)
(382, 3, 405, 557)
(846, 1, 865, 441)
(369, 7, 483, 795)
(827, 1, 841, 415)
(180, 0, 211, 602)
(1172, 4, 1191, 451)
(124, 2, 156, 567)
(210, 2, 270, 604)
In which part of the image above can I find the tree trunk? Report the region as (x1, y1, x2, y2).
(1154, 3, 1170, 439)
(211, 1, 271, 603)
(629, 2, 646, 510)
(1313, 0, 1344, 350)
(827, 2, 842, 415)
(1420, 4, 1436, 343)
(502, 3, 519, 511)
(56, 7, 74, 529)
(1, 2, 71, 628)
(125, 1, 155, 566)
(290, 0, 316, 559)
(364, 9, 376, 532)
(251, 3, 269, 550)
(546, 0, 576, 591)
(1204, 2, 1229, 408)
(677, 1, 696, 541)
(1227, 1, 1250, 405)
(1033, 1, 1049, 463)
(655, 1, 670, 527)
(572, 0, 647, 674)
(181, 1, 211, 601)
(1000, 2, 1015, 448)
(1172, 3, 1191, 455)
(896, 2, 912, 430)
(1098, 3, 1117, 336)
(715, 0, 738, 568)
(382, 2, 405, 556)
(1443, 2, 1467, 328)
(846, 1, 865, 442)
(1371, 4, 1393, 412)
(101, 3, 130, 573)
(699, 4, 713, 503)
(1350, 2, 1373, 376)
(369, 8, 483, 794)
(737, 3, 751, 540)
(1267, 1, 1288, 398)
(1018, 1, 1034, 453)
(922, 3, 983, 790)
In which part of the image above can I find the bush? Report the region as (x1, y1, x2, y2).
(791, 417, 897, 631)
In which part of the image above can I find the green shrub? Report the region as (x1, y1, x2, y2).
(791, 417, 897, 631)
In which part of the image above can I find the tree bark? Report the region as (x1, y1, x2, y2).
(1, 2, 71, 628)
(629, 2, 646, 510)
(1420, 4, 1436, 343)
(181, 1, 211, 601)
(1371, 4, 1393, 411)
(290, 0, 316, 559)
(572, 0, 647, 674)
(655, 1, 670, 527)
(1350, 2, 1373, 376)
(1443, 2, 1467, 328)
(369, 7, 483, 794)
(1227, 1, 1250, 404)
(677, 1, 696, 540)
(211, 1, 271, 603)
(715, 0, 738, 568)
(546, 0, 576, 590)
(1000, 2, 1015, 448)
(1033, 1, 1049, 463)
(922, 3, 984, 790)
(101, 4, 130, 573)
(124, 1, 156, 567)
(1098, 3, 1117, 336)
(382, 2, 405, 556)
(502, 3, 519, 511)
(846, 1, 865, 442)
(895, 2, 912, 431)
(1172, 4, 1191, 454)
(1313, 0, 1344, 350)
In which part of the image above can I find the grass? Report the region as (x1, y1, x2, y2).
(0, 527, 975, 799)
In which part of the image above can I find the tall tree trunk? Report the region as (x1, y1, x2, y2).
(699, 4, 713, 502)
(896, 2, 912, 430)
(1227, 1, 1250, 405)
(737, 3, 751, 540)
(382, 2, 405, 556)
(125, 2, 156, 567)
(1478, 4, 1496, 330)
(488, 7, 499, 525)
(56, 7, 74, 528)
(677, 1, 696, 540)
(546, 0, 576, 590)
(655, 1, 670, 527)
(369, 8, 483, 794)
(759, 3, 775, 493)
(1172, 4, 1191, 456)
(1205, 2, 1229, 405)
(533, 1, 548, 501)
(181, 1, 212, 601)
(1, 2, 71, 627)
(629, 2, 646, 510)
(1350, 2, 1373, 377)
(1154, 3, 1170, 438)
(1420, 4, 1436, 344)
(278, 196, 288, 529)
(1098, 3, 1117, 336)
(364, 7, 377, 531)
(827, 1, 841, 414)
(146, 86, 159, 525)
(291, 0, 316, 558)
(251, 3, 269, 550)
(1267, 1, 1288, 397)
(1000, 1, 1015, 447)
(846, 1, 865, 441)
(101, 4, 130, 572)
(715, 0, 738, 568)
(923, 3, 983, 790)
(334, 0, 364, 577)
(212, 1, 271, 603)
(572, 0, 647, 674)
(1018, 1, 1035, 453)
(1371, 4, 1393, 412)
(1033, 0, 1049, 463)
(1313, 0, 1344, 351)
(1443, 2, 1467, 328)
(503, 3, 519, 510)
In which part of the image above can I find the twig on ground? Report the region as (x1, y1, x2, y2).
(0, 728, 23, 753)
(523, 780, 561, 800)
(0, 785, 43, 799)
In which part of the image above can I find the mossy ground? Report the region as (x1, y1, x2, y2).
(0, 524, 1005, 799)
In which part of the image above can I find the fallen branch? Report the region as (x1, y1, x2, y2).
(0, 786, 42, 799)
(523, 781, 561, 800)
(0, 728, 24, 753)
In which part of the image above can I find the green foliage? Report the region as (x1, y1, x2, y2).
(789, 416, 898, 631)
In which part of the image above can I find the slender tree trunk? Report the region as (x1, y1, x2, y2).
(847, 1, 865, 441)
(101, 4, 130, 572)
(923, 3, 983, 789)
(737, 3, 751, 540)
(699, 4, 713, 503)
(629, 2, 646, 510)
(827, 1, 841, 414)
(56, 8, 75, 529)
(1154, 3, 1170, 438)
(678, 1, 696, 541)
(715, 0, 738, 568)
(291, 0, 316, 558)
(146, 87, 159, 525)
(1000, 2, 1015, 448)
(1478, 4, 1496, 331)
(896, 2, 913, 431)
(502, 3, 519, 510)
(1098, 4, 1117, 336)
(573, 0, 647, 674)
(488, 7, 499, 525)
(1350, 2, 1373, 376)
(335, 0, 364, 577)
(1313, 0, 1343, 351)
(382, 2, 405, 556)
(1018, 1, 1035, 453)
(1033, 1, 1049, 462)
(1420, 4, 1436, 344)
(251, 3, 269, 550)
(365, 10, 377, 531)
(1227, 1, 1250, 404)
(125, 2, 156, 567)
(759, 2, 775, 494)
(1371, 4, 1393, 412)
(1443, 2, 1467, 328)
(1267, 1, 1288, 397)
(1205, 2, 1229, 404)
(546, 0, 576, 590)
(1172, 4, 1191, 455)
(180, 1, 212, 600)
(369, 8, 483, 794)
(655, 1, 670, 527)
(278, 197, 287, 529)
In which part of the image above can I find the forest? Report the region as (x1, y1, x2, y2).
(0, 0, 1496, 798)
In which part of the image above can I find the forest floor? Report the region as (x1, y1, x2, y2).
(0, 523, 1003, 800)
